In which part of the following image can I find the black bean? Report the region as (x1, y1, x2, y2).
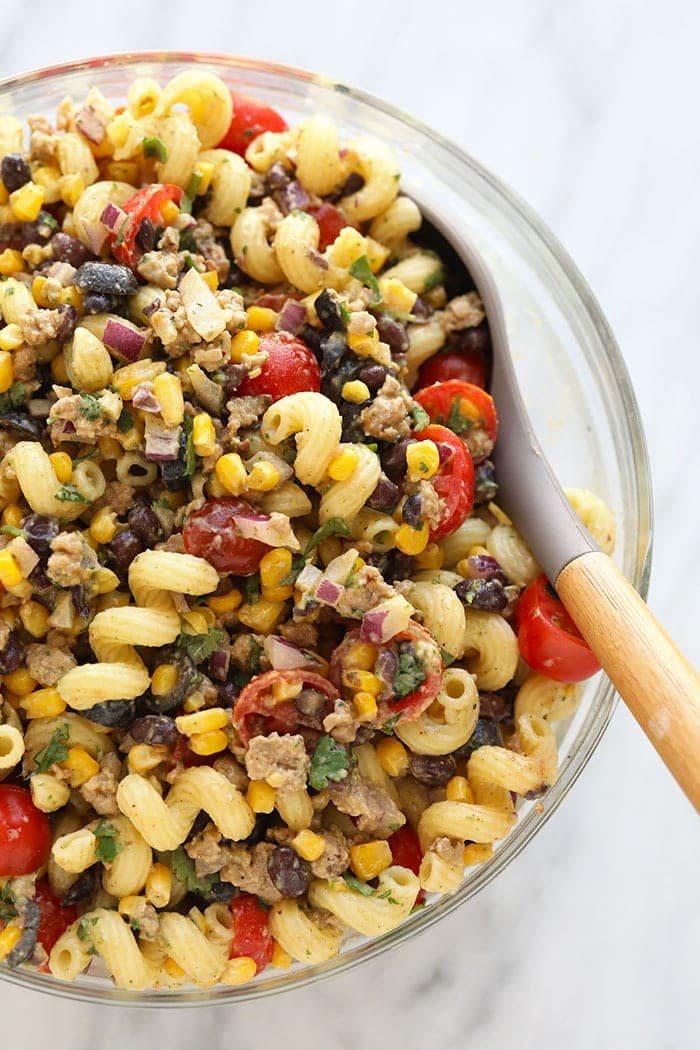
(295, 689, 328, 718)
(366, 473, 400, 512)
(139, 648, 197, 713)
(375, 314, 409, 355)
(315, 289, 345, 332)
(62, 866, 101, 907)
(463, 555, 507, 585)
(135, 217, 155, 252)
(460, 719, 503, 758)
(274, 180, 309, 215)
(451, 322, 491, 360)
(1, 154, 31, 193)
(198, 881, 235, 904)
(267, 846, 312, 897)
(0, 410, 43, 439)
(108, 530, 144, 574)
(338, 399, 365, 443)
(455, 577, 507, 612)
(358, 364, 387, 391)
(264, 162, 291, 193)
(0, 631, 24, 674)
(4, 900, 39, 968)
(83, 699, 136, 728)
(298, 323, 323, 359)
(329, 172, 364, 201)
(401, 493, 423, 525)
(474, 460, 498, 505)
(83, 291, 116, 314)
(319, 331, 351, 379)
(22, 514, 59, 554)
(217, 681, 240, 708)
(383, 550, 414, 583)
(130, 715, 179, 746)
(51, 232, 93, 268)
(74, 261, 138, 296)
(478, 692, 513, 722)
(380, 438, 415, 481)
(128, 501, 163, 546)
(56, 304, 78, 343)
(408, 753, 456, 787)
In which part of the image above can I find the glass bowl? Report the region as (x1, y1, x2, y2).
(0, 52, 652, 1006)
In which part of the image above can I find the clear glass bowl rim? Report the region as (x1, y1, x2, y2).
(0, 50, 653, 1007)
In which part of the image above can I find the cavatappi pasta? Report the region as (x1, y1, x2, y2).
(0, 72, 613, 992)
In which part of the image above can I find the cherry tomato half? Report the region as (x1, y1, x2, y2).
(420, 424, 474, 541)
(236, 332, 321, 400)
(517, 575, 600, 683)
(217, 92, 288, 156)
(183, 498, 272, 576)
(308, 203, 350, 252)
(34, 879, 78, 955)
(229, 894, 274, 973)
(0, 785, 52, 877)
(417, 347, 487, 390)
(110, 184, 184, 268)
(233, 669, 340, 746)
(414, 380, 498, 463)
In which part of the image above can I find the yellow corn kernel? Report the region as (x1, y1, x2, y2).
(213, 452, 246, 495)
(127, 743, 165, 775)
(19, 601, 50, 639)
(118, 894, 145, 918)
(31, 274, 50, 308)
(181, 609, 210, 636)
(463, 843, 493, 866)
(189, 729, 228, 756)
(20, 686, 65, 719)
(378, 277, 417, 316)
(49, 451, 72, 484)
(163, 957, 186, 980)
(328, 226, 366, 268)
(375, 737, 409, 778)
(395, 522, 429, 556)
(222, 956, 257, 986)
(160, 199, 180, 225)
(446, 775, 471, 802)
(175, 707, 228, 737)
(0, 608, 18, 628)
(259, 549, 293, 590)
(292, 829, 326, 863)
(151, 664, 179, 696)
(341, 669, 382, 697)
(201, 270, 219, 291)
(1, 504, 24, 528)
(247, 461, 280, 492)
(406, 440, 440, 482)
(271, 678, 303, 703)
(59, 172, 85, 208)
(51, 352, 69, 384)
(230, 329, 260, 363)
(89, 508, 117, 545)
(415, 543, 443, 571)
(62, 747, 100, 787)
(328, 448, 358, 481)
(10, 182, 45, 222)
(246, 305, 277, 332)
(31, 165, 62, 203)
(192, 161, 215, 194)
(0, 323, 23, 350)
(0, 549, 22, 588)
(153, 371, 185, 427)
(145, 862, 172, 908)
(352, 691, 378, 722)
(347, 331, 379, 357)
(345, 642, 378, 670)
(366, 236, 390, 273)
(341, 380, 371, 404)
(94, 567, 120, 594)
(0, 249, 24, 276)
(237, 598, 286, 634)
(0, 351, 14, 394)
(350, 840, 392, 882)
(246, 780, 277, 814)
(271, 942, 292, 969)
(59, 285, 83, 310)
(208, 588, 243, 614)
(192, 412, 216, 457)
(3, 668, 36, 697)
(112, 359, 166, 400)
(261, 585, 294, 603)
(0, 925, 22, 961)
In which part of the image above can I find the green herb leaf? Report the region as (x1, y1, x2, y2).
(152, 497, 172, 510)
(168, 846, 221, 897)
(249, 638, 263, 674)
(302, 518, 351, 557)
(37, 211, 58, 231)
(423, 264, 445, 292)
(179, 228, 196, 253)
(77, 915, 99, 949)
(374, 888, 400, 903)
(393, 649, 427, 699)
(309, 735, 350, 791)
(0, 525, 26, 539)
(73, 448, 100, 464)
(176, 626, 225, 665)
(447, 396, 472, 436)
(279, 555, 304, 587)
(117, 407, 134, 433)
(0, 884, 16, 923)
(410, 405, 430, 432)
(342, 873, 375, 896)
(339, 301, 351, 325)
(79, 393, 102, 421)
(93, 820, 122, 864)
(55, 484, 89, 504)
(182, 414, 196, 477)
(378, 712, 403, 735)
(440, 648, 456, 667)
(349, 255, 380, 303)
(34, 724, 70, 773)
(244, 575, 260, 606)
(142, 136, 168, 162)
(0, 381, 27, 415)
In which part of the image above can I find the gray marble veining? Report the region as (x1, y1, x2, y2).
(0, 2, 698, 1048)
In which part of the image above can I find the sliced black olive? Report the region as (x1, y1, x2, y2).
(5, 900, 39, 968)
(82, 698, 137, 728)
(138, 648, 197, 713)
(62, 866, 101, 907)
(0, 411, 43, 438)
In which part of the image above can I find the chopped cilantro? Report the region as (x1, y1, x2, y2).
(0, 525, 26, 539)
(447, 396, 473, 436)
(388, 822, 402, 833)
(440, 648, 456, 667)
(393, 649, 427, 699)
(378, 712, 403, 735)
(244, 575, 260, 606)
(55, 484, 89, 504)
(129, 917, 141, 933)
(183, 414, 196, 477)
(0, 381, 27, 415)
(142, 136, 168, 162)
(410, 404, 430, 432)
(339, 301, 351, 325)
(279, 555, 304, 587)
(423, 264, 445, 292)
(179, 228, 196, 253)
(94, 820, 122, 864)
(348, 255, 380, 302)
(249, 638, 263, 674)
(37, 211, 58, 231)
(375, 888, 400, 904)
(309, 735, 350, 791)
(117, 407, 134, 433)
(176, 626, 225, 664)
(168, 846, 221, 897)
(77, 916, 99, 947)
(152, 497, 172, 510)
(79, 393, 102, 421)
(302, 518, 351, 557)
(183, 254, 198, 270)
(342, 873, 374, 896)
(0, 885, 16, 923)
(34, 724, 70, 773)
(73, 448, 100, 463)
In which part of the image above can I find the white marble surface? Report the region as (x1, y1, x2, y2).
(1, 2, 698, 1047)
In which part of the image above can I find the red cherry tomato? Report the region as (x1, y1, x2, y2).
(419, 424, 474, 541)
(236, 332, 320, 400)
(183, 498, 272, 576)
(229, 894, 275, 973)
(414, 380, 498, 463)
(308, 203, 350, 251)
(33, 879, 78, 955)
(233, 669, 339, 746)
(417, 347, 487, 390)
(329, 622, 443, 727)
(110, 184, 184, 268)
(217, 92, 288, 156)
(0, 785, 52, 876)
(517, 575, 601, 683)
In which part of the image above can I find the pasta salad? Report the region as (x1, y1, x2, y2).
(0, 71, 616, 991)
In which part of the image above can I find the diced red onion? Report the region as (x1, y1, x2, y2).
(360, 596, 414, 644)
(76, 106, 106, 144)
(264, 636, 307, 670)
(144, 418, 180, 461)
(276, 300, 307, 334)
(359, 610, 389, 644)
(132, 384, 160, 413)
(315, 578, 344, 605)
(82, 219, 107, 255)
(103, 318, 146, 362)
(209, 647, 230, 682)
(100, 202, 127, 231)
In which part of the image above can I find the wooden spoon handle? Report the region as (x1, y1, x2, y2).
(557, 551, 700, 810)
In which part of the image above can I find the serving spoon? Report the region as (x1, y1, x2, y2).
(415, 203, 700, 810)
